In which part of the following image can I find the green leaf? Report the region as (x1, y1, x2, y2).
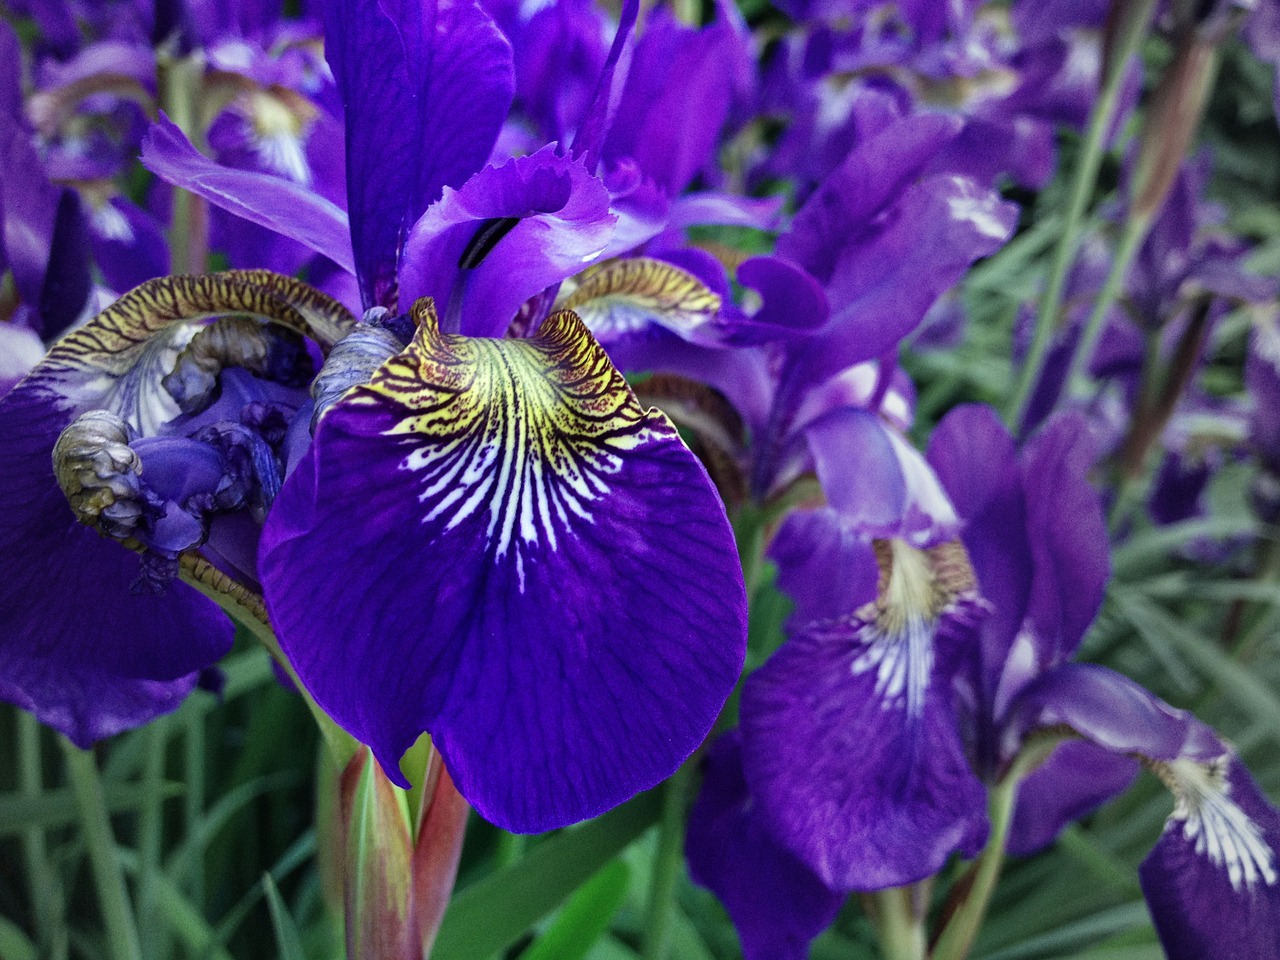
(1112, 516, 1261, 577)
(434, 790, 661, 960)
(519, 859, 631, 960)
(211, 831, 317, 948)
(0, 783, 183, 838)
(1113, 591, 1280, 744)
(262, 873, 309, 960)
(116, 850, 234, 960)
(978, 902, 1152, 960)
(0, 916, 37, 960)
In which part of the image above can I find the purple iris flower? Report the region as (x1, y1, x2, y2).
(142, 0, 750, 833)
(930, 404, 1280, 957)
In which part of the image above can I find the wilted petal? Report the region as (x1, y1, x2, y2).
(1140, 756, 1280, 960)
(0, 273, 354, 745)
(741, 541, 988, 890)
(0, 387, 231, 745)
(399, 148, 615, 337)
(324, 0, 514, 307)
(261, 303, 746, 831)
(686, 733, 844, 960)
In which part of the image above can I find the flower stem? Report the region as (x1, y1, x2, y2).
(641, 762, 694, 960)
(873, 886, 926, 960)
(930, 740, 1057, 960)
(58, 738, 143, 960)
(1006, 0, 1157, 431)
(17, 713, 68, 960)
(158, 52, 208, 275)
(137, 720, 169, 960)
(184, 707, 207, 904)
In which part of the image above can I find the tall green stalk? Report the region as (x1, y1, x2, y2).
(18, 714, 68, 960)
(1006, 0, 1159, 429)
(873, 887, 926, 960)
(59, 738, 143, 960)
(641, 762, 694, 960)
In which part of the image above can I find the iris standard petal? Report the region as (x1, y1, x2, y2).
(260, 302, 746, 832)
(398, 148, 615, 338)
(1140, 756, 1280, 960)
(741, 541, 988, 890)
(686, 733, 844, 960)
(323, 0, 514, 307)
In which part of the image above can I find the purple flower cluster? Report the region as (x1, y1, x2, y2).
(1, 0, 1278, 957)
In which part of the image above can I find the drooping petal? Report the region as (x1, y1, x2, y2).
(323, 0, 514, 307)
(1007, 740, 1139, 856)
(1140, 756, 1280, 960)
(261, 302, 746, 832)
(1001, 663, 1225, 765)
(0, 273, 354, 745)
(741, 541, 988, 890)
(0, 382, 231, 745)
(686, 733, 844, 960)
(398, 148, 615, 337)
(142, 114, 355, 275)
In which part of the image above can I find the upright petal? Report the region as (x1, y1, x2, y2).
(686, 733, 844, 960)
(398, 148, 615, 337)
(261, 302, 746, 831)
(323, 0, 514, 307)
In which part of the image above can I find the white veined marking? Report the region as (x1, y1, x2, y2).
(1168, 758, 1278, 893)
(849, 541, 941, 718)
(396, 342, 661, 592)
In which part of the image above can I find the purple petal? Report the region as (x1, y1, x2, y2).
(741, 550, 988, 890)
(767, 508, 878, 629)
(1140, 756, 1280, 960)
(1019, 411, 1109, 667)
(1002, 664, 1225, 765)
(0, 385, 232, 745)
(805, 408, 958, 546)
(399, 147, 615, 337)
(1007, 740, 1139, 856)
(261, 306, 746, 831)
(776, 112, 962, 283)
(0, 109, 60, 315)
(686, 733, 844, 960)
(323, 0, 514, 307)
(788, 175, 1017, 384)
(927, 404, 1032, 727)
(603, 7, 742, 195)
(569, 0, 639, 169)
(142, 114, 355, 274)
(88, 196, 171, 293)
